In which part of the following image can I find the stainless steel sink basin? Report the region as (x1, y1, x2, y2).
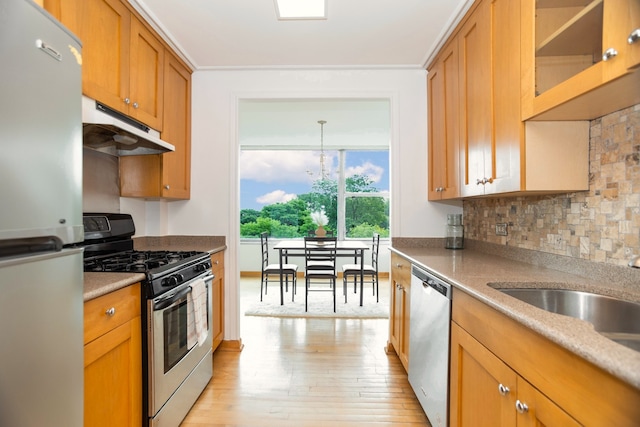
(493, 287, 640, 352)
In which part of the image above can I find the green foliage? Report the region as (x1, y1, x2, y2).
(347, 223, 389, 238)
(240, 209, 260, 225)
(239, 217, 300, 238)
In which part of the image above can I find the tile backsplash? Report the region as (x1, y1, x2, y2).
(464, 104, 639, 267)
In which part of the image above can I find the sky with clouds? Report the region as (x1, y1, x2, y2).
(240, 150, 388, 211)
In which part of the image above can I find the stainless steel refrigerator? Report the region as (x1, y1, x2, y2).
(0, 1, 84, 426)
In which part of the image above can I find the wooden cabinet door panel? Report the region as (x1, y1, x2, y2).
(459, 0, 492, 197)
(389, 253, 410, 370)
(428, 40, 460, 200)
(84, 317, 141, 427)
(161, 53, 191, 199)
(450, 323, 516, 427)
(60, 0, 131, 112)
(490, 0, 522, 194)
(516, 379, 581, 427)
(211, 274, 224, 351)
(129, 17, 164, 130)
(602, 0, 639, 80)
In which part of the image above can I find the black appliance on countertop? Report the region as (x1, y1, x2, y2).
(80, 213, 214, 426)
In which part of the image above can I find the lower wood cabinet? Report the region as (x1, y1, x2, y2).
(450, 322, 580, 426)
(451, 288, 640, 427)
(84, 284, 142, 427)
(210, 251, 225, 351)
(387, 252, 411, 371)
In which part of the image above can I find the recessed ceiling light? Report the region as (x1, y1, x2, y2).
(274, 0, 327, 20)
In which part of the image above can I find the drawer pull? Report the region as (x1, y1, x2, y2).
(515, 400, 529, 414)
(498, 384, 510, 396)
(602, 47, 618, 61)
(628, 29, 640, 44)
(105, 307, 116, 316)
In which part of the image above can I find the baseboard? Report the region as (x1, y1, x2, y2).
(217, 339, 244, 352)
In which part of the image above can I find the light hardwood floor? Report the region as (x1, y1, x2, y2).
(180, 278, 430, 426)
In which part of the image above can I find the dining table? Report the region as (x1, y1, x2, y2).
(272, 239, 370, 306)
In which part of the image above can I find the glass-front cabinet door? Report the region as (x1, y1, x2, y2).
(522, 0, 640, 120)
(534, 0, 605, 96)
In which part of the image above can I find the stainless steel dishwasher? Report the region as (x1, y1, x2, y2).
(408, 265, 452, 427)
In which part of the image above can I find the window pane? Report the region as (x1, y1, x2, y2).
(344, 151, 389, 238)
(240, 149, 389, 238)
(345, 196, 390, 238)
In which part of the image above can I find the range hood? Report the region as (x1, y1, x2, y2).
(82, 96, 174, 156)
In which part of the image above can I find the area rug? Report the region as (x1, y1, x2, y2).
(244, 286, 389, 319)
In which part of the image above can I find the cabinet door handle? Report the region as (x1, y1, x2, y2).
(105, 307, 116, 316)
(602, 47, 618, 61)
(629, 29, 640, 44)
(124, 98, 131, 105)
(515, 400, 529, 414)
(164, 185, 170, 190)
(498, 384, 510, 396)
(133, 102, 139, 109)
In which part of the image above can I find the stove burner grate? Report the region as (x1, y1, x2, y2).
(84, 250, 207, 273)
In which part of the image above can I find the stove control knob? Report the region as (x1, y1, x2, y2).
(165, 274, 184, 287)
(195, 262, 211, 273)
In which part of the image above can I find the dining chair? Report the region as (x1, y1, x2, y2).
(304, 236, 338, 312)
(342, 233, 380, 303)
(260, 232, 298, 302)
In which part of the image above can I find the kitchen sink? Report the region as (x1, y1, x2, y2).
(492, 287, 640, 352)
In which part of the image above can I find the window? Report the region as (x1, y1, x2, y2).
(240, 149, 389, 239)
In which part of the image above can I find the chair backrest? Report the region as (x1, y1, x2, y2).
(371, 233, 380, 271)
(260, 232, 270, 269)
(304, 236, 337, 272)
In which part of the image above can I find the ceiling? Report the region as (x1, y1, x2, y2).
(131, 0, 472, 70)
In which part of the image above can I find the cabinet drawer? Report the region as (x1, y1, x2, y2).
(391, 252, 410, 285)
(210, 251, 224, 275)
(84, 283, 141, 345)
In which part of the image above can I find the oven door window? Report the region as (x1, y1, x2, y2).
(163, 297, 189, 373)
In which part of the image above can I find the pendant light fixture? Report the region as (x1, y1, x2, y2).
(318, 120, 327, 180)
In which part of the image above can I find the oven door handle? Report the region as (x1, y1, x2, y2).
(153, 272, 213, 310)
(154, 286, 192, 310)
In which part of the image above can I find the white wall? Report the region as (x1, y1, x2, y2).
(124, 68, 462, 341)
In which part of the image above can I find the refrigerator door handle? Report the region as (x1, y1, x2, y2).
(36, 39, 62, 61)
(0, 236, 62, 258)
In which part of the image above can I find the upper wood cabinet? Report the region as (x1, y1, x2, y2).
(47, 0, 194, 200)
(427, 39, 460, 200)
(427, 0, 591, 199)
(47, 0, 164, 130)
(120, 51, 192, 199)
(458, 0, 493, 197)
(522, 0, 640, 120)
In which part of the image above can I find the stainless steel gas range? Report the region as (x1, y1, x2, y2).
(81, 213, 213, 427)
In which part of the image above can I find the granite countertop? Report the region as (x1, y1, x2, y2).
(390, 242, 640, 389)
(83, 235, 226, 301)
